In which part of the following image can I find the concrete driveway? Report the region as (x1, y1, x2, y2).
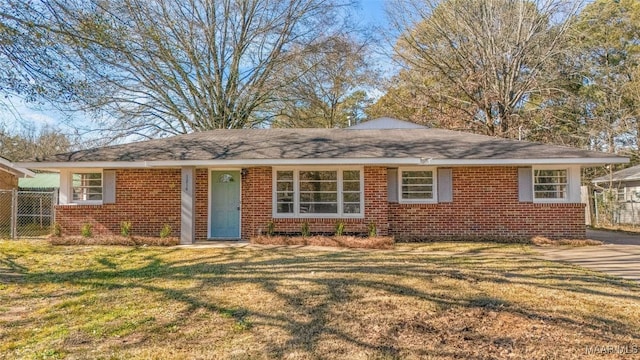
(536, 229, 640, 282)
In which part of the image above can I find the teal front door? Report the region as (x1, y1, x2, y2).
(210, 171, 241, 239)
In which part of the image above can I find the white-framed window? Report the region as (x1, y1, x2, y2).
(273, 168, 363, 218)
(398, 167, 437, 203)
(71, 172, 103, 203)
(533, 168, 567, 201)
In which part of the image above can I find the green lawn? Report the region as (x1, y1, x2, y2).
(1, 240, 638, 359)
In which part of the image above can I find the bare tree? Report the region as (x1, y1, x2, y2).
(387, 0, 582, 138)
(270, 34, 377, 128)
(0, 0, 353, 138)
(0, 125, 73, 161)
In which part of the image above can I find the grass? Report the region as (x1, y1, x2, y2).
(0, 240, 638, 359)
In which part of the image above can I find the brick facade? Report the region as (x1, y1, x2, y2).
(388, 167, 585, 240)
(54, 165, 585, 241)
(55, 169, 182, 237)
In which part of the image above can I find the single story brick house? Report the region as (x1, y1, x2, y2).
(18, 118, 627, 244)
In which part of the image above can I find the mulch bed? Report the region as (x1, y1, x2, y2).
(251, 235, 395, 249)
(50, 235, 179, 246)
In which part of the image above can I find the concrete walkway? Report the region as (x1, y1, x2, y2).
(537, 229, 640, 282)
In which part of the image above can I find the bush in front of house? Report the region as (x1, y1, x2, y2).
(159, 224, 172, 238)
(81, 223, 93, 238)
(50, 235, 179, 246)
(120, 221, 133, 237)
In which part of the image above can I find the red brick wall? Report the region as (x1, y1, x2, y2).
(55, 165, 585, 241)
(241, 166, 389, 238)
(388, 167, 585, 240)
(195, 169, 209, 241)
(55, 169, 181, 237)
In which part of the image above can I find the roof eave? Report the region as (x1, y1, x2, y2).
(17, 156, 629, 169)
(0, 160, 36, 178)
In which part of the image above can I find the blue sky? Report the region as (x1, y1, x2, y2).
(359, 0, 387, 26)
(0, 0, 390, 137)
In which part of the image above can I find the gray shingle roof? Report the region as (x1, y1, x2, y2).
(593, 164, 640, 183)
(38, 128, 623, 163)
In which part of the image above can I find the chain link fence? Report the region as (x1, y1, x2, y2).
(593, 189, 640, 226)
(0, 189, 57, 238)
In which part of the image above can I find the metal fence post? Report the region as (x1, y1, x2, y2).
(593, 194, 600, 226)
(10, 189, 18, 239)
(52, 190, 58, 230)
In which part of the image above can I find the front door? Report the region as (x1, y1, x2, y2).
(210, 170, 241, 239)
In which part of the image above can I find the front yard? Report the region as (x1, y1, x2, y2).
(1, 240, 638, 359)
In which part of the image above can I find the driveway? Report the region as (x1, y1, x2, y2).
(536, 229, 640, 282)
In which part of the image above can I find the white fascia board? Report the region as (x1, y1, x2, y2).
(0, 161, 36, 178)
(17, 156, 629, 169)
(421, 157, 629, 166)
(16, 161, 151, 170)
(16, 158, 425, 169)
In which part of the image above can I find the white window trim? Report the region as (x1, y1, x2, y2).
(532, 166, 571, 203)
(398, 166, 438, 204)
(272, 167, 364, 219)
(69, 170, 104, 205)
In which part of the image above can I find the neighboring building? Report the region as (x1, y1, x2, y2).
(18, 173, 60, 191)
(592, 165, 640, 224)
(0, 156, 34, 190)
(0, 156, 35, 230)
(592, 165, 640, 202)
(18, 118, 628, 243)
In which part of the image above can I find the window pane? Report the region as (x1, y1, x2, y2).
(277, 182, 293, 192)
(300, 203, 338, 214)
(343, 181, 360, 191)
(299, 171, 337, 181)
(300, 192, 338, 202)
(534, 169, 567, 199)
(343, 170, 360, 181)
(277, 171, 294, 180)
(343, 193, 360, 202)
(401, 170, 434, 201)
(277, 203, 294, 213)
(343, 203, 361, 214)
(299, 181, 337, 192)
(276, 192, 293, 201)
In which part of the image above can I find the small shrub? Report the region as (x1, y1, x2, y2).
(266, 221, 275, 236)
(335, 221, 345, 236)
(81, 223, 93, 238)
(368, 222, 377, 237)
(52, 222, 62, 237)
(160, 224, 172, 238)
(120, 221, 132, 237)
(301, 222, 310, 237)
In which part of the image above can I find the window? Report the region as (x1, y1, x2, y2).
(533, 169, 567, 200)
(72, 172, 103, 202)
(399, 168, 436, 203)
(273, 168, 363, 217)
(617, 188, 626, 202)
(299, 170, 338, 214)
(275, 170, 294, 214)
